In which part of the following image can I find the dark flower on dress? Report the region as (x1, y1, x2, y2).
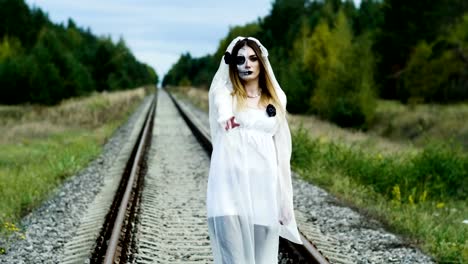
(266, 104, 276, 117)
(224, 52, 232, 65)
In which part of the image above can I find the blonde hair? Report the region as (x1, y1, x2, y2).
(228, 39, 283, 115)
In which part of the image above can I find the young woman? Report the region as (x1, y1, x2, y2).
(206, 37, 302, 264)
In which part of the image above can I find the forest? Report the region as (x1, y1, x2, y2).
(0, 0, 158, 105)
(163, 0, 468, 128)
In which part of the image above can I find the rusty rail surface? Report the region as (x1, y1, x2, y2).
(90, 94, 156, 263)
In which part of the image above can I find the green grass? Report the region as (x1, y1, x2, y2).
(0, 88, 148, 252)
(291, 126, 468, 263)
(0, 127, 112, 222)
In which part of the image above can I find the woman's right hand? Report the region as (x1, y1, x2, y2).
(225, 116, 240, 131)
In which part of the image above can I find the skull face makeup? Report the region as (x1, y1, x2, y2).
(236, 45, 260, 82)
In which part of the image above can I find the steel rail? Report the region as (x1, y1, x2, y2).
(102, 96, 156, 264)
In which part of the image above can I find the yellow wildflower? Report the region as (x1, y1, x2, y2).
(419, 190, 427, 203)
(436, 202, 445, 209)
(392, 185, 401, 203)
(319, 136, 328, 144)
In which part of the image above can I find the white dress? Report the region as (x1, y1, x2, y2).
(207, 93, 302, 263)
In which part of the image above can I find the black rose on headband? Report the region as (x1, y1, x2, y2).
(224, 52, 232, 65)
(266, 104, 276, 117)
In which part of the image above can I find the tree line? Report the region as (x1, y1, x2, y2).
(0, 0, 158, 105)
(163, 0, 468, 128)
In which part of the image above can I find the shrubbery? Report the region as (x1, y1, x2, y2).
(402, 14, 468, 103)
(292, 127, 467, 202)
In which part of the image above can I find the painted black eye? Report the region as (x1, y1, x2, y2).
(236, 56, 246, 65)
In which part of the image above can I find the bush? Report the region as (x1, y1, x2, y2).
(403, 41, 465, 103)
(402, 14, 468, 103)
(309, 11, 376, 128)
(279, 59, 314, 113)
(291, 127, 467, 202)
(410, 142, 467, 200)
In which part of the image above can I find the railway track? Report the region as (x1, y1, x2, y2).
(61, 89, 345, 263)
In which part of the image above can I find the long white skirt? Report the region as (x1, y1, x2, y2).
(207, 109, 280, 264)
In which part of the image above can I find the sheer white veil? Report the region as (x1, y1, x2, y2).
(207, 36, 302, 244)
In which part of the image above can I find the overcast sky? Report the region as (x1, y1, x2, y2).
(25, 0, 361, 80)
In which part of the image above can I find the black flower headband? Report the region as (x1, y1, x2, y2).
(224, 52, 232, 65)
